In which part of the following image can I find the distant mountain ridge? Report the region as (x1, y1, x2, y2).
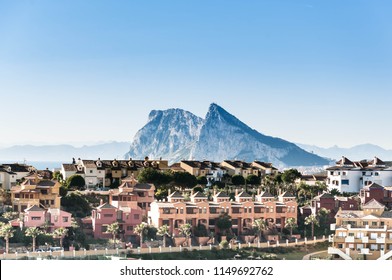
(297, 143, 392, 161)
(0, 142, 130, 162)
(126, 103, 329, 167)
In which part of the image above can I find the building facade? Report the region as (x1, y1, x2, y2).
(10, 175, 61, 212)
(326, 156, 392, 193)
(328, 199, 392, 260)
(148, 190, 297, 237)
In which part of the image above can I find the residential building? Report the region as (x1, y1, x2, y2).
(86, 203, 143, 242)
(326, 156, 392, 193)
(359, 183, 392, 209)
(220, 160, 262, 177)
(251, 161, 279, 176)
(180, 161, 227, 183)
(25, 206, 72, 229)
(109, 176, 155, 215)
(10, 175, 61, 212)
(0, 163, 35, 189)
(61, 157, 169, 188)
(296, 174, 327, 186)
(148, 189, 297, 238)
(328, 199, 392, 260)
(301, 192, 360, 220)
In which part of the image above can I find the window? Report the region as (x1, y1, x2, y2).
(90, 170, 93, 174)
(341, 179, 349, 185)
(32, 217, 41, 220)
(62, 217, 68, 223)
(163, 208, 171, 214)
(375, 172, 379, 176)
(372, 222, 377, 226)
(127, 226, 133, 231)
(381, 222, 385, 226)
(134, 214, 140, 220)
(363, 221, 368, 226)
(342, 172, 347, 176)
(248, 208, 252, 213)
(51, 200, 54, 205)
(41, 190, 48, 195)
(101, 226, 107, 233)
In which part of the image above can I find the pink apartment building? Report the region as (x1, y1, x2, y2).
(149, 190, 297, 237)
(85, 203, 143, 242)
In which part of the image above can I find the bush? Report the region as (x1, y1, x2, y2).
(219, 240, 229, 250)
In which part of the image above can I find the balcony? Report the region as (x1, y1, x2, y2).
(345, 236, 355, 243)
(376, 237, 386, 244)
(362, 237, 369, 243)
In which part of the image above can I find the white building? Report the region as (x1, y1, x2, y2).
(0, 163, 34, 190)
(326, 156, 392, 193)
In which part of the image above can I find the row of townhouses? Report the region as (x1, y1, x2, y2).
(60, 158, 278, 188)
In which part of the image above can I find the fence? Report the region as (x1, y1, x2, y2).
(1, 236, 327, 260)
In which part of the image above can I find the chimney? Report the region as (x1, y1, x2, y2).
(213, 189, 217, 196)
(235, 189, 239, 197)
(191, 189, 194, 196)
(168, 189, 172, 196)
(100, 199, 103, 206)
(257, 188, 260, 196)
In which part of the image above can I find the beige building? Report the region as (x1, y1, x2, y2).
(329, 199, 392, 260)
(11, 175, 61, 212)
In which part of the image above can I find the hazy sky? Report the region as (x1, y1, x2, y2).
(1, 0, 391, 149)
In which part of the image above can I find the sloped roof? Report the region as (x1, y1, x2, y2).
(169, 191, 184, 198)
(62, 164, 77, 172)
(336, 156, 354, 166)
(192, 191, 207, 198)
(259, 191, 274, 198)
(369, 157, 385, 166)
(281, 191, 295, 198)
(215, 192, 229, 198)
(97, 203, 117, 209)
(363, 199, 385, 209)
(25, 205, 45, 212)
(237, 191, 252, 198)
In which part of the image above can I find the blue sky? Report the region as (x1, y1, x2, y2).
(1, 0, 391, 149)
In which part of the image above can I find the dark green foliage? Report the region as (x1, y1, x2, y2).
(66, 175, 85, 190)
(246, 174, 261, 185)
(216, 213, 232, 235)
(172, 172, 197, 190)
(196, 176, 208, 185)
(59, 186, 68, 197)
(281, 169, 301, 184)
(61, 192, 91, 218)
(192, 186, 204, 193)
(138, 168, 173, 187)
(231, 175, 245, 186)
(193, 224, 208, 237)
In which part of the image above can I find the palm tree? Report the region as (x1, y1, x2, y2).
(252, 219, 267, 241)
(0, 223, 15, 254)
(284, 218, 297, 238)
(134, 222, 149, 248)
(25, 227, 42, 252)
(304, 214, 319, 238)
(106, 222, 120, 249)
(52, 227, 69, 248)
(179, 223, 192, 246)
(157, 225, 171, 248)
